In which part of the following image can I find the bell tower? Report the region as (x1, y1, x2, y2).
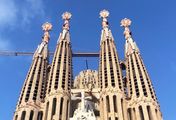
(43, 12, 73, 120)
(121, 18, 163, 120)
(98, 10, 127, 120)
(13, 22, 52, 120)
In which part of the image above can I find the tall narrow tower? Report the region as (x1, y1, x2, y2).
(121, 18, 163, 120)
(13, 22, 52, 120)
(44, 12, 72, 120)
(98, 10, 127, 120)
(12, 10, 164, 120)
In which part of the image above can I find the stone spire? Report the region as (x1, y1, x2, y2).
(13, 22, 52, 120)
(100, 10, 109, 28)
(12, 12, 163, 120)
(99, 10, 127, 120)
(42, 22, 52, 43)
(60, 12, 72, 41)
(99, 9, 111, 40)
(121, 18, 163, 120)
(121, 18, 139, 57)
(44, 12, 73, 120)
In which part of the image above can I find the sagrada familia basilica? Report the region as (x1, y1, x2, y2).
(13, 10, 163, 120)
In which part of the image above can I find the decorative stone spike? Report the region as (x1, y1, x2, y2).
(100, 10, 110, 37)
(120, 18, 131, 27)
(62, 12, 72, 20)
(121, 18, 132, 39)
(42, 22, 52, 32)
(42, 22, 52, 43)
(100, 9, 109, 18)
(62, 12, 71, 39)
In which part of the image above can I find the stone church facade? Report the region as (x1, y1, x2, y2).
(13, 10, 163, 120)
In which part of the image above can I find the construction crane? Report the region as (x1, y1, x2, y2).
(0, 51, 126, 70)
(0, 51, 99, 57)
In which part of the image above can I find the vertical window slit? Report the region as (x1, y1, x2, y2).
(113, 95, 117, 112)
(106, 96, 110, 112)
(37, 111, 43, 120)
(139, 106, 144, 120)
(147, 106, 153, 120)
(15, 115, 18, 120)
(51, 98, 57, 119)
(29, 110, 34, 120)
(21, 111, 26, 120)
(60, 97, 64, 116)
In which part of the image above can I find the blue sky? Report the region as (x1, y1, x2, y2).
(0, 0, 175, 119)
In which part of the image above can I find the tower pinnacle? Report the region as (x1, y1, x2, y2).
(122, 18, 163, 120)
(100, 10, 110, 39)
(13, 22, 51, 120)
(61, 12, 71, 40)
(99, 10, 127, 120)
(120, 18, 132, 39)
(62, 12, 71, 30)
(42, 22, 52, 43)
(100, 9, 109, 29)
(33, 22, 52, 58)
(121, 18, 139, 56)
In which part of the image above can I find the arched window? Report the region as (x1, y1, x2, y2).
(60, 97, 64, 115)
(139, 106, 144, 120)
(106, 96, 110, 112)
(21, 111, 26, 120)
(15, 115, 18, 120)
(51, 98, 57, 119)
(113, 95, 117, 112)
(147, 106, 153, 120)
(29, 110, 34, 120)
(45, 102, 49, 120)
(37, 111, 43, 120)
(127, 108, 132, 120)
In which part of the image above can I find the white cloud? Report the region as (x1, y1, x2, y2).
(0, 0, 45, 51)
(21, 0, 45, 25)
(0, 0, 18, 27)
(0, 0, 45, 28)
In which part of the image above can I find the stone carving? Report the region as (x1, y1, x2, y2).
(62, 12, 72, 39)
(120, 18, 132, 39)
(100, 10, 110, 37)
(100, 9, 109, 18)
(71, 90, 96, 120)
(100, 10, 109, 28)
(62, 12, 72, 20)
(74, 70, 98, 89)
(42, 22, 52, 43)
(62, 12, 71, 30)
